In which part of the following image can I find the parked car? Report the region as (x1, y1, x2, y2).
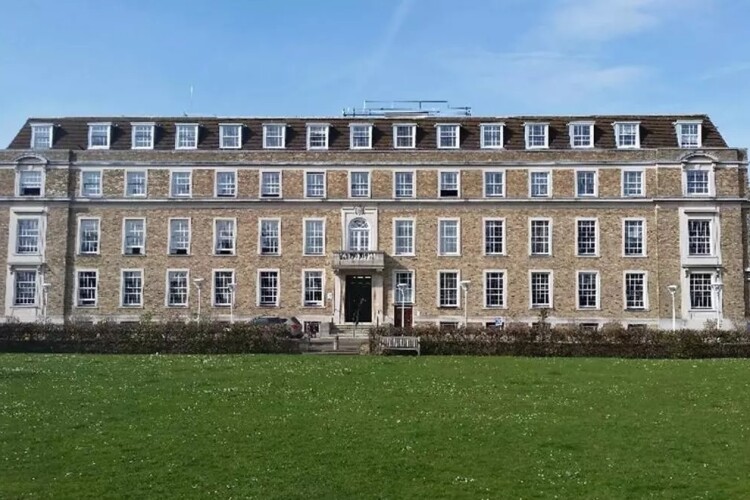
(249, 316, 303, 337)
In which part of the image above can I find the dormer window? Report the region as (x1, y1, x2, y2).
(614, 122, 640, 149)
(436, 124, 460, 149)
(306, 124, 329, 150)
(393, 124, 416, 149)
(131, 123, 154, 149)
(263, 123, 286, 149)
(569, 122, 594, 148)
(88, 123, 111, 149)
(676, 121, 702, 148)
(349, 123, 372, 149)
(525, 123, 549, 149)
(219, 124, 242, 149)
(480, 123, 504, 149)
(30, 124, 53, 149)
(175, 124, 199, 149)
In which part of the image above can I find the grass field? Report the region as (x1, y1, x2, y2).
(2, 355, 750, 499)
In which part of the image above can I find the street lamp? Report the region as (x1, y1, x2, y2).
(667, 285, 677, 331)
(460, 280, 471, 328)
(396, 283, 408, 329)
(41, 283, 51, 322)
(228, 282, 236, 324)
(193, 278, 204, 322)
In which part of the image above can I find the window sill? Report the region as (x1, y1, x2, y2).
(119, 305, 144, 309)
(75, 305, 98, 309)
(302, 305, 325, 309)
(168, 253, 191, 257)
(166, 305, 189, 309)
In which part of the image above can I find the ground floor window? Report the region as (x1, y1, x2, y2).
(259, 270, 279, 306)
(625, 272, 646, 310)
(303, 270, 323, 307)
(484, 271, 505, 308)
(394, 271, 414, 304)
(167, 270, 189, 307)
(121, 270, 143, 307)
(214, 270, 234, 306)
(689, 273, 713, 309)
(438, 271, 458, 307)
(14, 270, 37, 306)
(76, 271, 98, 307)
(530, 272, 551, 308)
(577, 272, 598, 309)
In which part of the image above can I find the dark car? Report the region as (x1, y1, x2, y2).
(249, 316, 303, 337)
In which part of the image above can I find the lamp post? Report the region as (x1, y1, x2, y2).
(228, 282, 236, 324)
(712, 282, 724, 329)
(193, 278, 204, 322)
(41, 283, 51, 322)
(667, 285, 677, 331)
(396, 283, 407, 329)
(460, 280, 471, 328)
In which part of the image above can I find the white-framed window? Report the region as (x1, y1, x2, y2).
(393, 171, 414, 198)
(569, 122, 594, 148)
(175, 124, 199, 149)
(18, 169, 44, 197)
(349, 171, 370, 198)
(622, 169, 644, 197)
(484, 219, 505, 255)
(483, 170, 505, 197)
(439, 171, 460, 197)
(166, 270, 189, 307)
(529, 219, 551, 256)
(530, 271, 552, 308)
(88, 123, 111, 149)
(438, 219, 460, 256)
(576, 219, 598, 256)
(215, 170, 236, 198)
(306, 124, 329, 150)
(303, 219, 325, 255)
(125, 170, 147, 197)
(80, 170, 102, 197)
(212, 270, 235, 307)
(689, 273, 713, 310)
(263, 124, 286, 149)
(393, 219, 414, 255)
(30, 123, 53, 149)
(394, 270, 414, 304)
(484, 270, 505, 308)
(614, 122, 640, 149)
(168, 218, 191, 255)
(577, 271, 599, 309)
(525, 123, 549, 149)
(76, 270, 98, 307)
(676, 121, 702, 148)
(529, 170, 551, 198)
(576, 170, 598, 197)
(258, 269, 279, 306)
(260, 171, 281, 198)
(688, 219, 712, 256)
(303, 270, 324, 307)
(219, 124, 242, 149)
(684, 166, 712, 196)
(214, 218, 236, 255)
(78, 218, 100, 255)
(131, 123, 155, 149)
(123, 218, 146, 255)
(438, 270, 459, 307)
(436, 124, 460, 149)
(480, 123, 504, 149)
(350, 123, 372, 149)
(259, 219, 280, 255)
(121, 269, 143, 307)
(624, 272, 647, 310)
(15, 218, 40, 255)
(305, 171, 326, 198)
(170, 171, 192, 197)
(348, 218, 370, 251)
(393, 124, 416, 149)
(623, 219, 646, 256)
(14, 269, 37, 306)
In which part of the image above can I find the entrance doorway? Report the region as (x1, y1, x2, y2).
(345, 275, 372, 323)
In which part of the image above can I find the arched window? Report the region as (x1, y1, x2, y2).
(348, 218, 370, 252)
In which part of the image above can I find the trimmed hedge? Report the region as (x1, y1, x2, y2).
(370, 323, 750, 358)
(0, 321, 301, 354)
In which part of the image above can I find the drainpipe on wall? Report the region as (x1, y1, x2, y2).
(654, 204, 661, 327)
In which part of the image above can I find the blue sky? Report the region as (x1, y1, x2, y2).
(1, 0, 748, 147)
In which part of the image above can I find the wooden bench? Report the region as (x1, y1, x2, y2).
(380, 336, 420, 355)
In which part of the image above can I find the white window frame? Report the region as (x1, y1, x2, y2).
(483, 269, 507, 309)
(169, 170, 192, 198)
(77, 217, 101, 255)
(394, 270, 415, 305)
(569, 122, 594, 148)
(438, 170, 460, 198)
(16, 168, 45, 197)
(302, 269, 325, 307)
(688, 271, 716, 311)
(165, 269, 190, 308)
(212, 269, 235, 307)
(393, 218, 415, 256)
(168, 217, 191, 256)
(393, 123, 416, 149)
(12, 268, 38, 307)
(479, 123, 504, 149)
(349, 170, 371, 198)
(219, 123, 242, 149)
(437, 270, 460, 308)
(175, 124, 199, 150)
(259, 218, 281, 256)
(623, 218, 647, 257)
(529, 218, 552, 256)
(263, 123, 286, 149)
(524, 122, 549, 149)
(124, 169, 148, 197)
(437, 218, 461, 256)
(393, 170, 415, 198)
(576, 271, 600, 310)
(483, 218, 506, 256)
(75, 269, 98, 308)
(80, 170, 102, 198)
(302, 218, 326, 256)
(621, 168, 645, 197)
(623, 271, 649, 311)
(87, 122, 111, 150)
(529, 270, 553, 309)
(131, 122, 155, 150)
(436, 124, 460, 149)
(306, 123, 330, 150)
(120, 269, 144, 308)
(213, 218, 237, 256)
(575, 218, 599, 257)
(349, 123, 373, 150)
(683, 165, 714, 196)
(483, 169, 506, 198)
(257, 268, 280, 307)
(613, 122, 640, 149)
(675, 120, 702, 148)
(30, 123, 53, 149)
(687, 218, 714, 257)
(304, 171, 326, 198)
(575, 169, 598, 197)
(214, 169, 237, 198)
(260, 170, 282, 198)
(15, 217, 41, 255)
(122, 218, 146, 256)
(529, 169, 552, 198)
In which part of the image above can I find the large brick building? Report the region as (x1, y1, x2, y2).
(1, 112, 747, 332)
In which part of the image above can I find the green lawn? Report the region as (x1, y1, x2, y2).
(2, 355, 750, 499)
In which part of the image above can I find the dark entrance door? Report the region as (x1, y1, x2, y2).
(345, 275, 372, 323)
(394, 305, 413, 328)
